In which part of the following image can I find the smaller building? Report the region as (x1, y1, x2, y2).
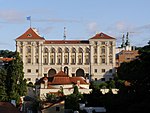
(35, 71, 91, 99)
(116, 50, 139, 67)
(115, 32, 139, 67)
(0, 57, 13, 68)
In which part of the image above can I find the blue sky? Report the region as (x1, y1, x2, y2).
(0, 0, 150, 51)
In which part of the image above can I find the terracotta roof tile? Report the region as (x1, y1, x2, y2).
(0, 58, 14, 62)
(90, 32, 115, 39)
(16, 28, 45, 40)
(51, 77, 71, 85)
(70, 77, 88, 84)
(35, 71, 89, 85)
(54, 71, 68, 77)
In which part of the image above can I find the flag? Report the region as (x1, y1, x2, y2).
(26, 16, 31, 20)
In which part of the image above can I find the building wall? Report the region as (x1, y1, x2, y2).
(16, 31, 116, 83)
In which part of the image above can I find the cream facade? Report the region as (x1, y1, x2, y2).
(16, 28, 116, 83)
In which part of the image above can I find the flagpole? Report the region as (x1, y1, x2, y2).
(27, 16, 31, 28)
(29, 16, 31, 28)
(30, 18, 31, 28)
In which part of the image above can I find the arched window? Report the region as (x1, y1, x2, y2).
(76, 68, 85, 77)
(27, 46, 31, 53)
(58, 47, 62, 53)
(101, 46, 105, 54)
(85, 47, 90, 53)
(51, 48, 55, 53)
(65, 47, 69, 53)
(78, 48, 83, 53)
(72, 48, 76, 53)
(44, 47, 48, 53)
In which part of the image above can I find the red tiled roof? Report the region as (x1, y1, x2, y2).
(70, 77, 87, 84)
(35, 71, 89, 85)
(0, 58, 14, 62)
(0, 102, 20, 113)
(54, 71, 68, 77)
(16, 28, 45, 40)
(44, 40, 89, 44)
(51, 77, 71, 85)
(90, 32, 115, 39)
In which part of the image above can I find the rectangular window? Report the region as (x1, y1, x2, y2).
(85, 58, 89, 64)
(64, 58, 68, 64)
(27, 78, 31, 81)
(72, 74, 75, 77)
(101, 47, 105, 54)
(109, 41, 113, 45)
(36, 58, 39, 63)
(36, 69, 39, 73)
(101, 41, 105, 45)
(27, 58, 31, 63)
(94, 58, 97, 64)
(36, 48, 39, 53)
(94, 47, 97, 54)
(109, 57, 113, 64)
(27, 69, 31, 73)
(44, 58, 47, 64)
(20, 48, 23, 53)
(71, 58, 75, 64)
(101, 78, 105, 81)
(102, 58, 105, 63)
(58, 58, 61, 64)
(109, 47, 113, 54)
(102, 69, 105, 73)
(51, 58, 54, 64)
(94, 69, 97, 73)
(78, 58, 82, 64)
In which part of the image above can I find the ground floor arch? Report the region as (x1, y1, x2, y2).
(76, 68, 85, 77)
(48, 68, 56, 77)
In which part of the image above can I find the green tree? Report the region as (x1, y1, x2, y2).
(0, 50, 15, 58)
(65, 94, 79, 110)
(73, 85, 79, 95)
(0, 68, 7, 101)
(5, 52, 27, 104)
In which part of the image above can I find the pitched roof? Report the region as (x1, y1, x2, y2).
(90, 32, 115, 39)
(0, 58, 14, 62)
(70, 77, 87, 84)
(51, 77, 71, 85)
(44, 40, 89, 44)
(54, 71, 68, 77)
(0, 102, 20, 113)
(35, 71, 89, 85)
(16, 28, 45, 40)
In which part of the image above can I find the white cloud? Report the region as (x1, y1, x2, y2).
(39, 26, 54, 35)
(0, 9, 25, 23)
(87, 22, 99, 34)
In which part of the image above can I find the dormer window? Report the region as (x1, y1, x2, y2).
(100, 33, 104, 37)
(27, 34, 32, 37)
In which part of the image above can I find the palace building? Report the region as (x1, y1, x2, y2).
(16, 28, 116, 83)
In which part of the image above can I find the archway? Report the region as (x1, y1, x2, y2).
(64, 66, 69, 75)
(76, 68, 85, 77)
(48, 69, 56, 77)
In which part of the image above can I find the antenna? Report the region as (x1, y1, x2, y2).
(125, 32, 130, 46)
(63, 27, 66, 40)
(121, 34, 125, 47)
